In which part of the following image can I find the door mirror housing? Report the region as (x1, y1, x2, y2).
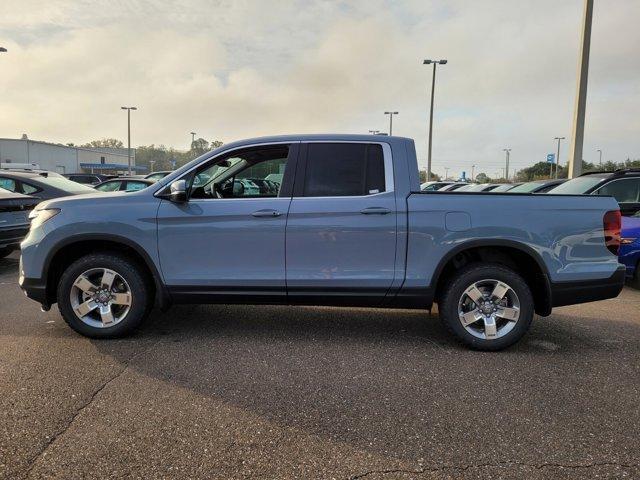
(168, 179, 187, 202)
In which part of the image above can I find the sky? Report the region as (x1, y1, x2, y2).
(1, 0, 639, 178)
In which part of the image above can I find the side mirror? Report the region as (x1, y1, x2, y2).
(168, 179, 187, 202)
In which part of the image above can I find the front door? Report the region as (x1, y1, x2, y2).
(157, 143, 297, 302)
(285, 142, 398, 305)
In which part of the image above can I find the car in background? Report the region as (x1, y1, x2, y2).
(508, 179, 567, 194)
(421, 181, 455, 191)
(1, 167, 65, 178)
(0, 171, 97, 200)
(144, 171, 173, 182)
(548, 169, 640, 216)
(489, 183, 522, 192)
(620, 212, 640, 288)
(0, 187, 39, 259)
(94, 178, 155, 192)
(455, 183, 502, 192)
(64, 173, 117, 185)
(437, 182, 468, 192)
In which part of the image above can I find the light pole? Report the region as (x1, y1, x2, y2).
(471, 164, 476, 181)
(121, 106, 137, 175)
(445, 167, 449, 180)
(597, 149, 602, 168)
(368, 130, 380, 135)
(554, 136, 565, 179)
(423, 59, 447, 181)
(503, 149, 511, 181)
(149, 160, 155, 173)
(384, 111, 398, 135)
(567, 0, 593, 178)
(190, 132, 196, 148)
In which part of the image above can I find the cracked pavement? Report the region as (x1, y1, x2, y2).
(1, 251, 640, 479)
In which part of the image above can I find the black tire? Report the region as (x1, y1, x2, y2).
(0, 246, 15, 259)
(57, 253, 152, 338)
(629, 264, 640, 290)
(438, 263, 534, 351)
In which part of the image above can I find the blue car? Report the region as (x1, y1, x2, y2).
(621, 212, 640, 288)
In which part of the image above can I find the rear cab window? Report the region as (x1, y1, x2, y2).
(299, 143, 388, 197)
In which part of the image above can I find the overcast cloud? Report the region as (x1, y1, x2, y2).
(1, 0, 638, 177)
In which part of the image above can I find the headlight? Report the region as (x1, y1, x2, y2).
(29, 208, 60, 228)
(621, 238, 637, 245)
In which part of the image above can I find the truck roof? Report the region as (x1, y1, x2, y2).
(217, 134, 414, 151)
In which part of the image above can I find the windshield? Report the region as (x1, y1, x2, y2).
(547, 176, 604, 194)
(491, 184, 515, 192)
(509, 182, 545, 193)
(37, 176, 97, 193)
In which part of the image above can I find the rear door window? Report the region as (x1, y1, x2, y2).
(96, 181, 122, 192)
(0, 177, 16, 192)
(302, 143, 386, 197)
(594, 178, 640, 203)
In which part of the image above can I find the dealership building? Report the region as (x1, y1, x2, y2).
(0, 136, 146, 174)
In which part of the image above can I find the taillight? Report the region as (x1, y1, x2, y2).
(603, 210, 621, 256)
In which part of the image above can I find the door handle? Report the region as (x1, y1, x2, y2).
(360, 207, 391, 215)
(251, 209, 282, 218)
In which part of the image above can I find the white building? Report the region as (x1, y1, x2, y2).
(0, 136, 144, 174)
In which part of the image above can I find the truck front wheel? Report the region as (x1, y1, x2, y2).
(57, 253, 152, 338)
(438, 263, 534, 351)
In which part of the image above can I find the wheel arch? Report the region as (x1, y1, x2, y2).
(44, 234, 170, 309)
(432, 239, 552, 316)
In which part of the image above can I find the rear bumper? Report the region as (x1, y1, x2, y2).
(550, 265, 626, 308)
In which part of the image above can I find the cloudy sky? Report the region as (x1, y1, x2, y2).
(1, 0, 638, 177)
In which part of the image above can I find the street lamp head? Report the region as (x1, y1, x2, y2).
(438, 60, 448, 64)
(0, 47, 7, 52)
(130, 107, 137, 110)
(423, 59, 432, 64)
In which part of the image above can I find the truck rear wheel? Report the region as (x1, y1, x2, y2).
(438, 263, 534, 351)
(57, 253, 152, 338)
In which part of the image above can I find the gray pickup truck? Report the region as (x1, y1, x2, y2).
(19, 135, 625, 350)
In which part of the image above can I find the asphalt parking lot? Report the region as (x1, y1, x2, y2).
(1, 251, 639, 480)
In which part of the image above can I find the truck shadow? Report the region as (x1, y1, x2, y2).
(87, 302, 640, 464)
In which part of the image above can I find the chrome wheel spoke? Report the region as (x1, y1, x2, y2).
(483, 316, 497, 338)
(496, 306, 519, 321)
(465, 285, 485, 305)
(74, 299, 99, 318)
(100, 269, 116, 290)
(111, 293, 131, 306)
(99, 304, 115, 324)
(73, 275, 98, 294)
(460, 309, 482, 326)
(490, 282, 509, 302)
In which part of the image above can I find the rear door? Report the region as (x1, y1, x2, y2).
(285, 142, 397, 305)
(594, 178, 640, 216)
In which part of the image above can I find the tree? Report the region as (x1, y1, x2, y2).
(475, 172, 490, 184)
(419, 170, 441, 183)
(81, 138, 124, 148)
(190, 138, 210, 156)
(210, 140, 224, 149)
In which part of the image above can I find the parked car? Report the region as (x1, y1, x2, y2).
(421, 181, 455, 191)
(94, 178, 155, 192)
(64, 173, 117, 185)
(548, 169, 640, 216)
(455, 183, 501, 192)
(2, 167, 65, 178)
(0, 171, 97, 200)
(620, 212, 640, 288)
(144, 171, 173, 182)
(437, 182, 468, 191)
(20, 135, 624, 351)
(508, 179, 567, 194)
(0, 187, 39, 258)
(489, 183, 521, 192)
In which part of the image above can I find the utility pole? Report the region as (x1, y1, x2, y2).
(503, 149, 511, 181)
(384, 111, 398, 135)
(121, 106, 137, 175)
(597, 149, 602, 168)
(423, 59, 448, 180)
(471, 165, 476, 181)
(554, 137, 565, 179)
(445, 167, 449, 179)
(567, 0, 593, 178)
